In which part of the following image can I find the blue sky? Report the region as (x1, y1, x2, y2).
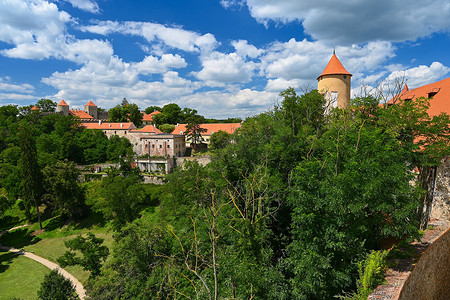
(0, 0, 449, 118)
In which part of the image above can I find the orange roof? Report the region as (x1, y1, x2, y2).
(317, 54, 352, 79)
(172, 123, 241, 135)
(70, 109, 93, 119)
(130, 125, 162, 134)
(389, 77, 450, 117)
(82, 122, 136, 130)
(58, 100, 69, 106)
(142, 110, 161, 122)
(85, 101, 96, 106)
(31, 105, 39, 111)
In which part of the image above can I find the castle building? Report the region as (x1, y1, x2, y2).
(85, 101, 98, 119)
(317, 52, 352, 109)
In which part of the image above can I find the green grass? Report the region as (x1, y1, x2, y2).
(1, 212, 114, 285)
(24, 232, 114, 283)
(0, 249, 51, 300)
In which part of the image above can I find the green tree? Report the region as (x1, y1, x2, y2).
(152, 103, 182, 125)
(43, 160, 87, 220)
(17, 121, 43, 229)
(108, 102, 143, 127)
(144, 105, 162, 114)
(58, 233, 109, 278)
(36, 99, 57, 112)
(158, 123, 175, 133)
(184, 115, 207, 145)
(37, 269, 78, 300)
(209, 130, 231, 150)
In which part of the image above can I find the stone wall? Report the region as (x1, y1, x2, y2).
(430, 157, 450, 221)
(398, 227, 450, 300)
(176, 156, 211, 168)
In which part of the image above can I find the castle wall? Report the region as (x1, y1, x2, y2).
(398, 227, 450, 300)
(431, 157, 450, 221)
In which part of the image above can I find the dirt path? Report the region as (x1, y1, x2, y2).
(0, 225, 86, 299)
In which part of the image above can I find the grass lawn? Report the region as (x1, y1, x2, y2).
(0, 213, 114, 284)
(24, 231, 114, 284)
(0, 249, 51, 300)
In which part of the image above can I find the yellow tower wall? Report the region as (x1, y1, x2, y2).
(317, 74, 351, 109)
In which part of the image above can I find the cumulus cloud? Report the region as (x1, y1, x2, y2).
(64, 0, 100, 13)
(232, 40, 263, 58)
(178, 89, 278, 118)
(195, 52, 257, 86)
(80, 21, 219, 54)
(258, 39, 397, 92)
(134, 54, 187, 75)
(0, 77, 35, 94)
(226, 0, 450, 44)
(386, 62, 450, 88)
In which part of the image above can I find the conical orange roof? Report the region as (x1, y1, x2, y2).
(85, 101, 96, 106)
(58, 100, 69, 106)
(402, 84, 409, 93)
(31, 105, 39, 111)
(317, 54, 352, 79)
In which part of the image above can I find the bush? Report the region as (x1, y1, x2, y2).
(338, 250, 388, 300)
(37, 269, 78, 300)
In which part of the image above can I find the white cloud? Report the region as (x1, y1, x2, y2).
(0, 77, 35, 94)
(134, 54, 187, 75)
(0, 93, 36, 102)
(195, 52, 257, 86)
(64, 0, 100, 13)
(230, 0, 450, 44)
(386, 62, 450, 88)
(178, 89, 278, 118)
(232, 40, 263, 58)
(0, 0, 71, 51)
(0, 0, 114, 64)
(80, 21, 220, 54)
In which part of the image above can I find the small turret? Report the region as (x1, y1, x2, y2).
(317, 53, 352, 109)
(56, 100, 70, 116)
(85, 101, 98, 119)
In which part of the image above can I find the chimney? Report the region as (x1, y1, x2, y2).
(109, 123, 111, 127)
(98, 120, 102, 125)
(120, 123, 123, 128)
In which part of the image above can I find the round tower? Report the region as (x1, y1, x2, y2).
(84, 101, 98, 119)
(56, 100, 70, 116)
(317, 52, 352, 109)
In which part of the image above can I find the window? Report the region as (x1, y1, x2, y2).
(159, 145, 162, 148)
(167, 145, 170, 148)
(152, 145, 155, 148)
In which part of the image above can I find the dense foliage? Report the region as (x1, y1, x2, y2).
(37, 269, 78, 300)
(84, 88, 448, 299)
(1, 86, 448, 299)
(0, 107, 132, 222)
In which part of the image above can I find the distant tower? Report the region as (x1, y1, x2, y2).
(56, 100, 70, 116)
(317, 52, 352, 109)
(85, 101, 98, 119)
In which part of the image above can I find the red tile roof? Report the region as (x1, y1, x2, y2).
(31, 105, 39, 111)
(130, 125, 162, 134)
(389, 77, 450, 117)
(172, 123, 241, 135)
(81, 122, 136, 130)
(142, 110, 161, 122)
(318, 54, 352, 79)
(85, 101, 96, 106)
(58, 100, 69, 106)
(70, 109, 93, 119)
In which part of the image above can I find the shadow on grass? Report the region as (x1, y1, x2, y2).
(0, 228, 41, 249)
(0, 249, 20, 274)
(0, 215, 23, 232)
(72, 210, 107, 230)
